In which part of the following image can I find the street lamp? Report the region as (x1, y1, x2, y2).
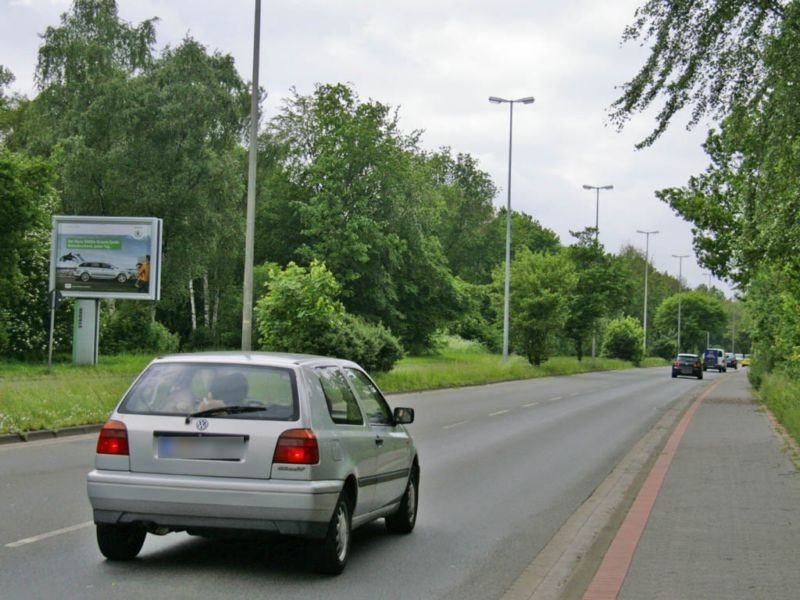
(582, 184, 613, 241)
(489, 95, 535, 362)
(241, 0, 262, 351)
(582, 184, 613, 360)
(672, 254, 689, 353)
(637, 230, 659, 355)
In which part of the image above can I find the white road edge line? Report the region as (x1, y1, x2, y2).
(5, 521, 93, 548)
(548, 396, 562, 402)
(523, 401, 540, 408)
(442, 420, 468, 430)
(489, 409, 510, 417)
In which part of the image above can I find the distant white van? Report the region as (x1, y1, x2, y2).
(703, 348, 727, 372)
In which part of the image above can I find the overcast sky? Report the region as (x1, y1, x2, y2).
(2, 0, 733, 295)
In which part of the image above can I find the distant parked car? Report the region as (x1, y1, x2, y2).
(741, 354, 752, 367)
(73, 262, 129, 283)
(86, 352, 420, 574)
(703, 348, 727, 372)
(672, 354, 703, 379)
(725, 353, 738, 370)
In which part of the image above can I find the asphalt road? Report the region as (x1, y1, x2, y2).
(0, 366, 717, 599)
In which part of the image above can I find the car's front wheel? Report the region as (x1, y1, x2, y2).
(116, 273, 127, 283)
(386, 467, 419, 534)
(314, 492, 352, 575)
(96, 524, 146, 560)
(79, 272, 90, 282)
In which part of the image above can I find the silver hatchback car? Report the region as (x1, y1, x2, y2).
(86, 352, 419, 574)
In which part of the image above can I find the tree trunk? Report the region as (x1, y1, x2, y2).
(212, 288, 220, 331)
(189, 279, 197, 331)
(203, 271, 210, 328)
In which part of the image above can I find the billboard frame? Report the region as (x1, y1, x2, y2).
(49, 215, 163, 301)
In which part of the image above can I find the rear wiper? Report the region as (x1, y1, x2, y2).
(185, 405, 266, 424)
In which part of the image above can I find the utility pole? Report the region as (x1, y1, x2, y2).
(582, 184, 613, 359)
(241, 0, 261, 351)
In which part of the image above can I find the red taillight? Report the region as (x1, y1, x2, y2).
(673, 361, 680, 367)
(694, 362, 701, 368)
(96, 419, 129, 455)
(273, 429, 319, 465)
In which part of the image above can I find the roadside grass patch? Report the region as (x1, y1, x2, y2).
(1, 343, 663, 433)
(758, 371, 800, 446)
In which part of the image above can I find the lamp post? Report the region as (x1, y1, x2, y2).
(637, 230, 659, 355)
(582, 184, 613, 359)
(241, 0, 261, 351)
(672, 254, 689, 353)
(489, 95, 535, 362)
(582, 184, 613, 242)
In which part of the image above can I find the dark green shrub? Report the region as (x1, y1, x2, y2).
(603, 316, 644, 364)
(101, 302, 179, 354)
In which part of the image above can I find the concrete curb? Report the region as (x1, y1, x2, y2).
(0, 423, 102, 445)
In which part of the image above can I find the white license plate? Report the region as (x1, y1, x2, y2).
(157, 435, 245, 460)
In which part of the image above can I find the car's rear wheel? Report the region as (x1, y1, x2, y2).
(80, 272, 90, 282)
(386, 467, 419, 534)
(314, 493, 352, 575)
(96, 524, 146, 560)
(697, 372, 703, 380)
(671, 372, 678, 378)
(116, 273, 127, 283)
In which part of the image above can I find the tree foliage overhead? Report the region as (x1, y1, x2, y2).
(611, 0, 786, 148)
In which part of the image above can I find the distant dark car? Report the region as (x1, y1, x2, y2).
(672, 353, 703, 379)
(725, 353, 738, 370)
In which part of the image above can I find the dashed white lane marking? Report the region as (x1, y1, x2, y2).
(523, 401, 540, 408)
(442, 420, 468, 430)
(548, 396, 563, 402)
(5, 521, 93, 548)
(489, 409, 510, 417)
(570, 392, 581, 397)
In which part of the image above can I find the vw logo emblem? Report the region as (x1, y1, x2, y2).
(195, 418, 209, 431)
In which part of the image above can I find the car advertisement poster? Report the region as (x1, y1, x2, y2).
(49, 216, 162, 300)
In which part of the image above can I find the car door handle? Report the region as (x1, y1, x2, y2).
(375, 436, 384, 447)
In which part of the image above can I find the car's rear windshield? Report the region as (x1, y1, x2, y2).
(119, 362, 299, 420)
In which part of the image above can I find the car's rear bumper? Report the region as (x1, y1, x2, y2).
(87, 469, 342, 538)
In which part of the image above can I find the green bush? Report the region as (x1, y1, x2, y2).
(101, 302, 179, 355)
(255, 261, 403, 371)
(603, 316, 644, 364)
(758, 370, 800, 446)
(319, 313, 404, 372)
(184, 326, 216, 351)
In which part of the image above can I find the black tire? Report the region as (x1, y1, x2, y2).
(96, 524, 146, 560)
(80, 272, 90, 282)
(697, 373, 703, 380)
(386, 468, 419, 534)
(672, 373, 678, 378)
(314, 493, 352, 575)
(116, 273, 127, 283)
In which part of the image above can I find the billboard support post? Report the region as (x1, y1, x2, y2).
(73, 299, 100, 365)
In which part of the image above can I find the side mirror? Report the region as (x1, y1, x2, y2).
(393, 407, 414, 425)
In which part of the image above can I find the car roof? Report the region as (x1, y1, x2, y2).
(149, 351, 362, 370)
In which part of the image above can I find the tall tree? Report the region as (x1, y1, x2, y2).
(564, 228, 628, 360)
(256, 83, 459, 351)
(0, 149, 59, 357)
(494, 248, 577, 365)
(654, 290, 728, 355)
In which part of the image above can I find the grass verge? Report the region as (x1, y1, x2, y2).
(756, 371, 800, 447)
(0, 345, 666, 434)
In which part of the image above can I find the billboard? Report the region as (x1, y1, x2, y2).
(50, 216, 163, 300)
